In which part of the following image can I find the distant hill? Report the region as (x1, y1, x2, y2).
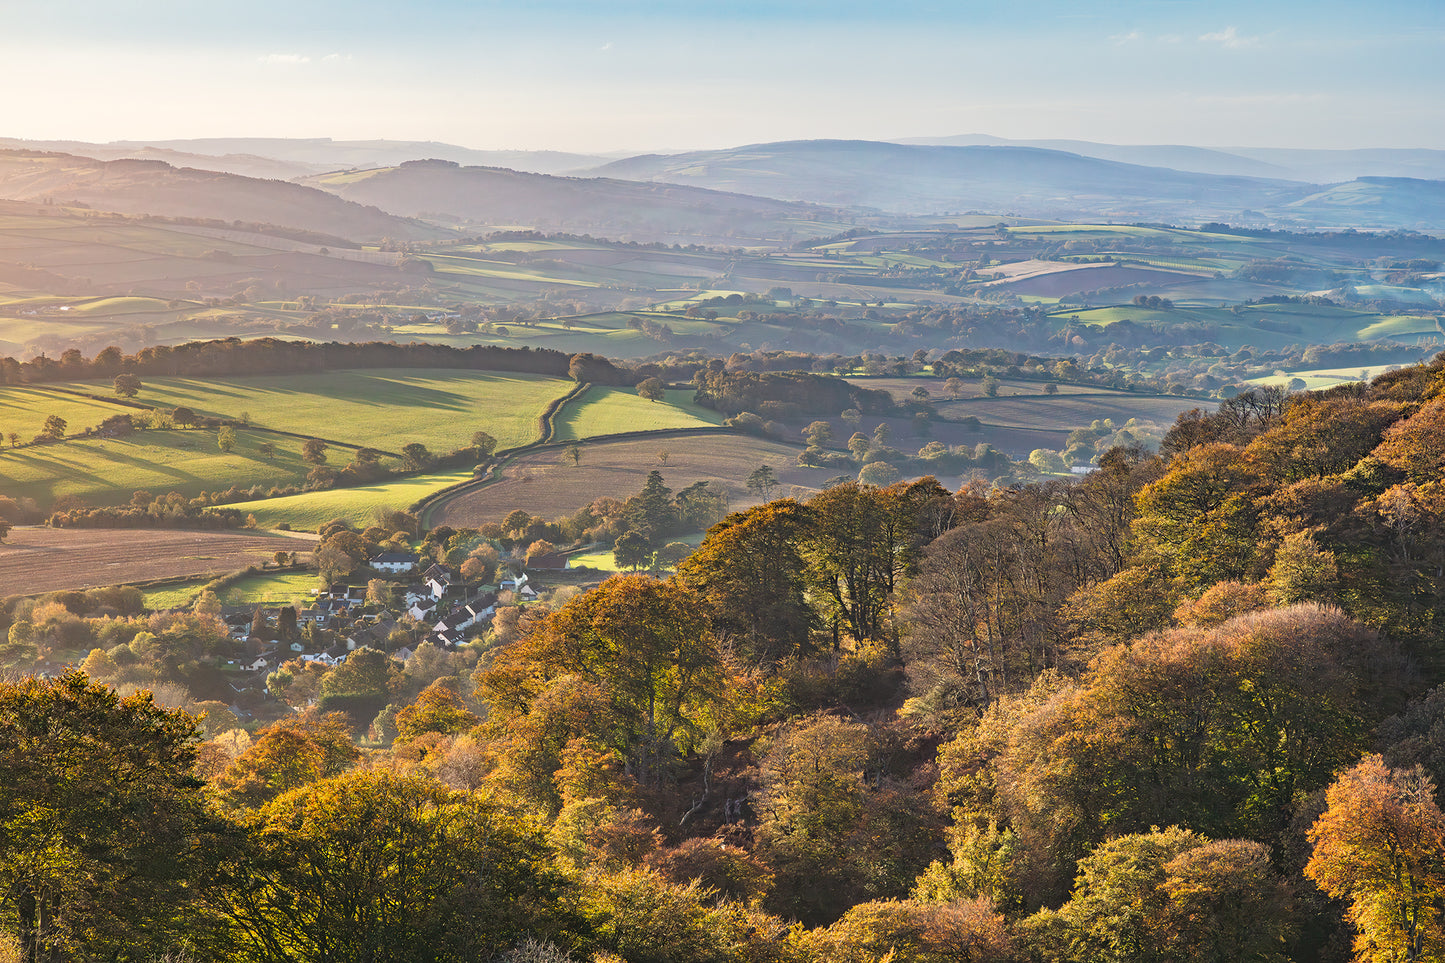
(586, 139, 1304, 221)
(299, 159, 839, 245)
(0, 137, 613, 178)
(894, 134, 1295, 180)
(898, 134, 1445, 184)
(1282, 176, 1445, 230)
(0, 150, 443, 242)
(0, 140, 324, 180)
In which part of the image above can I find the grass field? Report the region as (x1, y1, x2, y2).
(0, 428, 313, 508)
(0, 526, 307, 597)
(226, 468, 477, 532)
(428, 435, 837, 529)
(0, 386, 136, 442)
(551, 387, 724, 442)
(81, 369, 572, 455)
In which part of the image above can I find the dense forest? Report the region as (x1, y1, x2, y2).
(7, 356, 1445, 962)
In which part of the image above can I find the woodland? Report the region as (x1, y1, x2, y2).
(6, 355, 1445, 962)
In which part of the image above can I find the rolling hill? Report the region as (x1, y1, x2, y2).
(299, 159, 846, 245)
(0, 150, 443, 242)
(586, 139, 1305, 220)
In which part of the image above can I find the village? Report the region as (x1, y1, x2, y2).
(213, 546, 574, 695)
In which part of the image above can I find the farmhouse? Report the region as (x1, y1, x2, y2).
(369, 551, 418, 574)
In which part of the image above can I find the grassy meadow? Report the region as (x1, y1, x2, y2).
(0, 428, 313, 508)
(225, 468, 477, 531)
(81, 369, 571, 454)
(550, 386, 723, 442)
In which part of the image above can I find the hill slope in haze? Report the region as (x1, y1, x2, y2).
(300, 159, 845, 245)
(0, 150, 443, 242)
(587, 139, 1305, 221)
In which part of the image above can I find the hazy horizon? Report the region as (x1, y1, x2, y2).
(3, 0, 1442, 154)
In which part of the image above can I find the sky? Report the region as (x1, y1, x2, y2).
(3, 0, 1443, 153)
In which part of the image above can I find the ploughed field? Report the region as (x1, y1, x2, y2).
(427, 434, 841, 528)
(0, 526, 312, 597)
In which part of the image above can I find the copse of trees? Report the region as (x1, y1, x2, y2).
(13, 358, 1445, 961)
(0, 339, 626, 388)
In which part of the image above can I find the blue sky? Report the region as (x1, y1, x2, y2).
(4, 0, 1443, 152)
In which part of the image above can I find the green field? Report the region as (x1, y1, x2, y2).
(225, 468, 476, 531)
(141, 581, 211, 611)
(91, 370, 571, 455)
(141, 570, 319, 610)
(0, 428, 313, 508)
(0, 386, 136, 442)
(551, 387, 723, 442)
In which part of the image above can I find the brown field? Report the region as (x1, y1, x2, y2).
(0, 526, 315, 597)
(849, 375, 1104, 401)
(932, 393, 1204, 431)
(991, 264, 1196, 297)
(429, 434, 849, 528)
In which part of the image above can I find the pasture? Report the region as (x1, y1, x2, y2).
(550, 386, 723, 442)
(0, 526, 308, 597)
(0, 386, 136, 442)
(93, 369, 572, 455)
(225, 467, 477, 532)
(0, 428, 313, 508)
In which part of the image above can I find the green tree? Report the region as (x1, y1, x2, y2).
(401, 442, 432, 471)
(613, 530, 654, 572)
(1023, 828, 1294, 963)
(217, 425, 237, 453)
(112, 373, 141, 398)
(745, 464, 778, 501)
(803, 420, 834, 448)
(0, 672, 222, 962)
(982, 374, 1001, 397)
(226, 770, 561, 963)
(471, 431, 498, 459)
(41, 415, 66, 440)
(172, 406, 197, 428)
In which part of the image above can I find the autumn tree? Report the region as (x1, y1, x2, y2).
(301, 438, 328, 465)
(1023, 828, 1294, 963)
(0, 672, 223, 962)
(676, 500, 815, 666)
(226, 770, 562, 963)
(395, 678, 480, 742)
(636, 377, 666, 402)
(1306, 755, 1445, 963)
(478, 575, 723, 790)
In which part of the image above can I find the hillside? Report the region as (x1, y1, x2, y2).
(897, 134, 1445, 183)
(299, 159, 845, 245)
(0, 150, 442, 242)
(587, 139, 1305, 220)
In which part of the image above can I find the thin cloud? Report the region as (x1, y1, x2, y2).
(1193, 92, 1323, 106)
(321, 53, 352, 64)
(1199, 26, 1260, 49)
(1109, 30, 1143, 46)
(260, 53, 311, 65)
